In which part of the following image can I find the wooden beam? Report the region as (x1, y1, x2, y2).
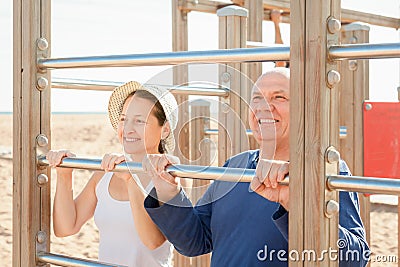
(13, 0, 51, 266)
(341, 9, 400, 30)
(172, 2, 191, 266)
(244, 0, 262, 150)
(181, 0, 400, 28)
(339, 21, 372, 255)
(218, 6, 249, 165)
(288, 0, 305, 263)
(289, 0, 340, 265)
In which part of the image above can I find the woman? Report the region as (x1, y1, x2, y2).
(47, 81, 188, 267)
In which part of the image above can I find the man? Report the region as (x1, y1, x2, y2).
(142, 68, 369, 266)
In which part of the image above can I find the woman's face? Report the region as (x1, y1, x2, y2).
(117, 94, 167, 156)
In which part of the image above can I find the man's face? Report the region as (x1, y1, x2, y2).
(249, 73, 290, 148)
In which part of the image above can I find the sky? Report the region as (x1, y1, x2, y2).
(0, 0, 399, 113)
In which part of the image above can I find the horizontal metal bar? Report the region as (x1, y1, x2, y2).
(37, 252, 126, 267)
(327, 175, 400, 195)
(204, 129, 253, 136)
(329, 43, 400, 60)
(51, 78, 229, 96)
(38, 47, 290, 70)
(37, 155, 289, 184)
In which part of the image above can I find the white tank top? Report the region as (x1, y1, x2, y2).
(94, 172, 173, 267)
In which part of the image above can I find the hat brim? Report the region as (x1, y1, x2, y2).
(108, 81, 176, 154)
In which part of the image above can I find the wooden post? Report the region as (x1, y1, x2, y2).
(217, 5, 249, 165)
(13, 0, 51, 266)
(244, 0, 263, 150)
(244, 0, 263, 83)
(172, 1, 191, 266)
(289, 0, 341, 265)
(172, 0, 190, 164)
(190, 99, 211, 267)
(339, 22, 371, 245)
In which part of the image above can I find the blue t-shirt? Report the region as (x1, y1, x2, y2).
(145, 150, 369, 266)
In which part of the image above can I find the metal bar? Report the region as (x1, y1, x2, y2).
(51, 78, 229, 96)
(329, 43, 400, 60)
(37, 155, 289, 184)
(36, 252, 127, 267)
(327, 175, 400, 195)
(204, 129, 253, 136)
(38, 47, 290, 70)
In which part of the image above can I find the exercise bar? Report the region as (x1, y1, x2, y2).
(37, 155, 289, 184)
(37, 156, 400, 194)
(329, 42, 400, 60)
(51, 78, 229, 96)
(37, 252, 126, 267)
(327, 175, 400, 195)
(38, 47, 290, 69)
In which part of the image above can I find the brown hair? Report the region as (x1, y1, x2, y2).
(125, 90, 167, 153)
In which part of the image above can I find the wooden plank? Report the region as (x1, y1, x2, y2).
(341, 9, 400, 30)
(288, 0, 305, 265)
(244, 0, 262, 83)
(12, 0, 22, 266)
(14, 0, 44, 265)
(181, 0, 400, 28)
(303, 0, 333, 263)
(218, 6, 248, 164)
(352, 25, 371, 247)
(172, 0, 190, 164)
(218, 13, 228, 166)
(190, 100, 212, 267)
(244, 0, 263, 151)
(289, 0, 340, 265)
(171, 2, 192, 266)
(308, 0, 340, 263)
(39, 0, 52, 256)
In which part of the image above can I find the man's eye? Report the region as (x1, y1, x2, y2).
(275, 95, 287, 100)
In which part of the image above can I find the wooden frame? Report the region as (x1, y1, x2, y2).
(13, 0, 51, 266)
(339, 22, 371, 246)
(289, 0, 341, 266)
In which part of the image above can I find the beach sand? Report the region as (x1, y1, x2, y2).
(0, 114, 398, 266)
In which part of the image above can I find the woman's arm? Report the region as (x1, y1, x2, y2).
(126, 178, 167, 250)
(50, 149, 101, 237)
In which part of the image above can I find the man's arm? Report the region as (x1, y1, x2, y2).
(144, 186, 214, 257)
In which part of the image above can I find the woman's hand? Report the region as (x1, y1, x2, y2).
(142, 154, 181, 203)
(101, 153, 132, 183)
(46, 150, 76, 175)
(250, 159, 289, 211)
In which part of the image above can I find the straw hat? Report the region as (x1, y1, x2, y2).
(108, 81, 178, 154)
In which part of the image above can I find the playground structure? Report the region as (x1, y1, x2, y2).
(12, 0, 400, 267)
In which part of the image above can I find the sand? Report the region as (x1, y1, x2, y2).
(0, 114, 398, 266)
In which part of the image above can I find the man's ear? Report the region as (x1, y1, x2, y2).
(161, 122, 171, 140)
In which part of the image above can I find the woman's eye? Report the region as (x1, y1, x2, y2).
(119, 117, 125, 122)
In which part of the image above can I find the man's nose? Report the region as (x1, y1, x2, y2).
(255, 98, 274, 112)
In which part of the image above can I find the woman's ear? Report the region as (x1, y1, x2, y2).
(161, 122, 171, 140)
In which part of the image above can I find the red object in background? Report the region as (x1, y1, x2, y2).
(363, 102, 400, 180)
